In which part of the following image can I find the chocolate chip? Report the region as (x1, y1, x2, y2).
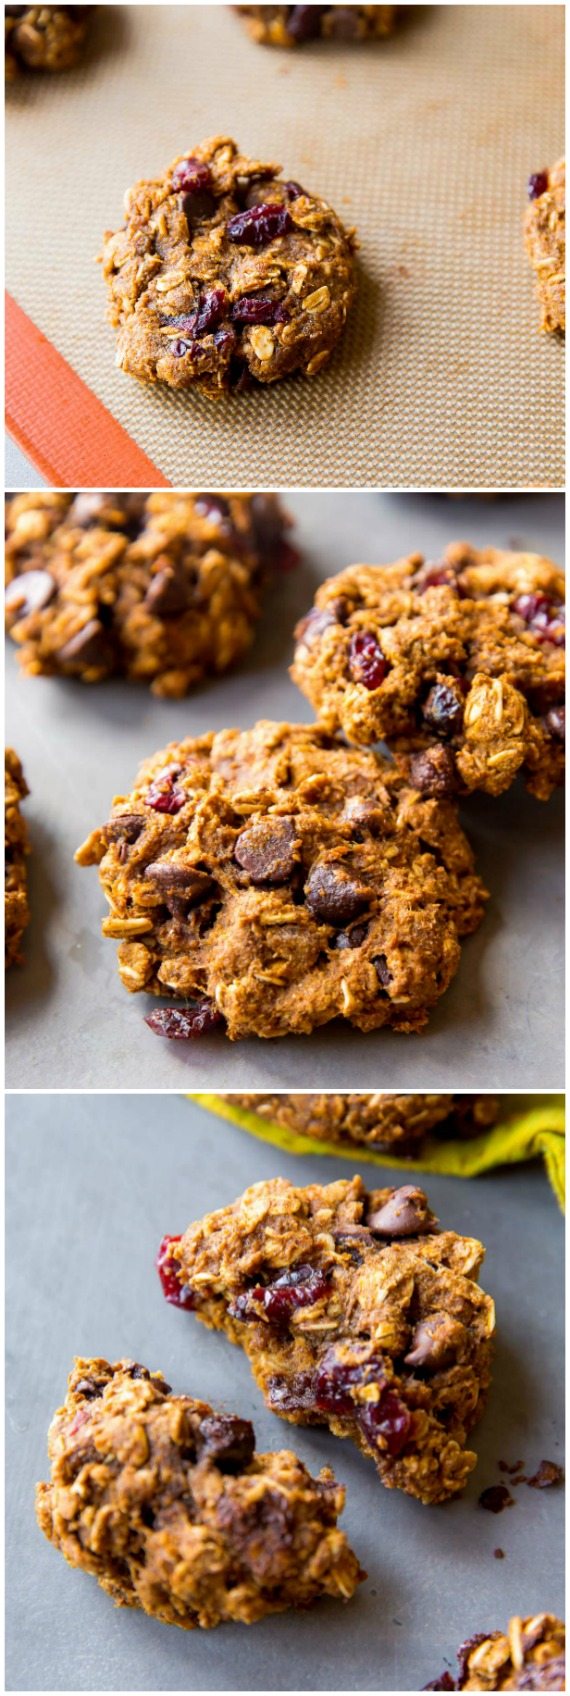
(5, 569, 56, 618)
(305, 862, 372, 925)
(198, 1413, 255, 1472)
(144, 560, 191, 616)
(342, 798, 388, 835)
(335, 921, 369, 950)
(104, 813, 147, 843)
(367, 1185, 435, 1238)
(295, 605, 341, 650)
(404, 1313, 465, 1371)
(235, 818, 298, 885)
(144, 861, 214, 905)
(373, 953, 392, 988)
(327, 5, 360, 34)
(74, 1378, 103, 1400)
(408, 746, 458, 798)
(67, 493, 111, 526)
(57, 619, 113, 668)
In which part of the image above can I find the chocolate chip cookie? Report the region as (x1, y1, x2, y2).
(5, 5, 91, 77)
(525, 160, 565, 335)
(5, 748, 30, 968)
(75, 720, 487, 1041)
(291, 544, 565, 799)
(36, 1357, 363, 1629)
(426, 1614, 565, 1690)
(224, 1093, 499, 1153)
(235, 5, 396, 46)
(101, 135, 357, 398)
(157, 1176, 495, 1505)
(5, 491, 294, 695)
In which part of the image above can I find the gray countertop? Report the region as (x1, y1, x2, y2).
(6, 1091, 565, 1692)
(5, 491, 565, 1089)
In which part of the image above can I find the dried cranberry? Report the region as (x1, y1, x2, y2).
(422, 682, 464, 738)
(195, 288, 227, 334)
(314, 1356, 369, 1417)
(528, 170, 548, 200)
(511, 592, 565, 647)
(231, 294, 289, 325)
(544, 706, 565, 741)
(414, 563, 460, 593)
(145, 766, 186, 813)
(213, 326, 238, 357)
(145, 1002, 222, 1040)
(512, 591, 551, 623)
(155, 1234, 196, 1309)
(261, 1265, 331, 1326)
(348, 630, 388, 690)
(227, 203, 293, 249)
(172, 158, 213, 194)
(358, 1389, 412, 1457)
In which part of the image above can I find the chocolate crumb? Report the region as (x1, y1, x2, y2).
(498, 1458, 524, 1475)
(479, 1485, 514, 1514)
(493, 1547, 505, 1559)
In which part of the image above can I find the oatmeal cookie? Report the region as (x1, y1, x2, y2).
(36, 1357, 363, 1629)
(291, 544, 565, 799)
(5, 5, 91, 77)
(5, 491, 294, 696)
(5, 749, 30, 968)
(224, 1093, 499, 1154)
(525, 161, 565, 335)
(75, 720, 487, 1041)
(101, 135, 357, 398)
(426, 1613, 565, 1690)
(157, 1176, 495, 1505)
(235, 5, 396, 46)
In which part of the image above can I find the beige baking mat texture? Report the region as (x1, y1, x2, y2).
(6, 3, 564, 489)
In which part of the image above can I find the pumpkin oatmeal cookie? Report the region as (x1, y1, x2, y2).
(100, 135, 357, 398)
(235, 5, 396, 46)
(5, 749, 30, 968)
(224, 1093, 498, 1154)
(5, 491, 293, 696)
(157, 1176, 495, 1505)
(5, 5, 91, 77)
(291, 544, 565, 800)
(75, 720, 487, 1042)
(426, 1613, 565, 1690)
(525, 161, 565, 335)
(36, 1357, 363, 1629)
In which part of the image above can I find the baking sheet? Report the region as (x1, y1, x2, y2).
(5, 3, 565, 489)
(5, 491, 565, 1090)
(5, 1091, 565, 1692)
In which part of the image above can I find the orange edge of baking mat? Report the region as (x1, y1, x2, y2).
(5, 293, 170, 489)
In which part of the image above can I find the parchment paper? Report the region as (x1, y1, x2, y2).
(5, 490, 565, 1090)
(5, 3, 565, 488)
(5, 1092, 565, 1691)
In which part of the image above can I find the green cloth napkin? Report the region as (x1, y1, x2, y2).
(192, 1095, 566, 1210)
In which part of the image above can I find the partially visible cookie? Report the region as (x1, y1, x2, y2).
(525, 160, 565, 335)
(291, 544, 565, 799)
(5, 749, 30, 968)
(76, 719, 487, 1041)
(5, 5, 92, 78)
(5, 491, 294, 696)
(101, 135, 357, 398)
(225, 1093, 499, 1154)
(36, 1357, 363, 1629)
(426, 1613, 565, 1690)
(235, 5, 396, 46)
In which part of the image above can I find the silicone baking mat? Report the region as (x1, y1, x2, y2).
(5, 3, 565, 489)
(5, 491, 564, 1091)
(6, 1093, 565, 1691)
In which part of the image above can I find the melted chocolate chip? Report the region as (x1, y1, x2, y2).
(234, 818, 298, 885)
(367, 1186, 435, 1238)
(305, 862, 372, 925)
(5, 569, 56, 618)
